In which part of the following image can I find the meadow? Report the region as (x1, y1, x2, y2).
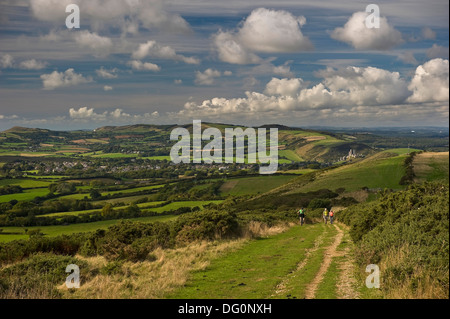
(38, 200, 223, 218)
(290, 151, 411, 193)
(220, 175, 298, 195)
(0, 214, 177, 243)
(0, 188, 50, 203)
(413, 152, 449, 183)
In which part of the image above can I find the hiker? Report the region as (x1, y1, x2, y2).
(329, 210, 334, 224)
(323, 208, 328, 224)
(298, 208, 305, 226)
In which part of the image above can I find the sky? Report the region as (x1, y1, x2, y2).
(0, 0, 448, 130)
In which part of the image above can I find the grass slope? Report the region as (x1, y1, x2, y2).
(220, 175, 297, 195)
(169, 223, 338, 299)
(413, 152, 449, 183)
(285, 151, 409, 194)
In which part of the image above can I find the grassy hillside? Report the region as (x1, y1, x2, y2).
(220, 175, 298, 195)
(339, 182, 449, 298)
(0, 124, 376, 164)
(413, 152, 449, 183)
(278, 129, 375, 163)
(273, 150, 412, 196)
(1, 124, 447, 166)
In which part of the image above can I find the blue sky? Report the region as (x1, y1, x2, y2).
(0, 0, 448, 130)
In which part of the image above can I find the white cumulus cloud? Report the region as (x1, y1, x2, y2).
(96, 67, 118, 79)
(132, 41, 200, 64)
(19, 59, 48, 70)
(127, 60, 161, 72)
(318, 65, 410, 106)
(265, 78, 303, 97)
(237, 8, 313, 53)
(177, 65, 415, 120)
(29, 0, 191, 34)
(40, 68, 93, 90)
(74, 31, 113, 56)
(69, 107, 160, 123)
(214, 8, 313, 65)
(214, 31, 262, 65)
(407, 58, 449, 103)
(331, 11, 403, 50)
(0, 53, 14, 69)
(69, 106, 95, 119)
(195, 68, 222, 85)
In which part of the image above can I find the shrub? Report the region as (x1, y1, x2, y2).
(339, 182, 449, 298)
(0, 233, 88, 266)
(174, 210, 240, 245)
(308, 198, 331, 209)
(332, 196, 358, 207)
(0, 253, 88, 298)
(100, 261, 124, 276)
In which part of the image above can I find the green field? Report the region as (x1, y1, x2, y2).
(55, 184, 166, 201)
(93, 194, 159, 205)
(0, 188, 50, 203)
(0, 179, 51, 188)
(39, 201, 167, 217)
(142, 200, 223, 213)
(92, 153, 139, 158)
(142, 156, 171, 161)
(278, 150, 304, 162)
(56, 193, 91, 201)
(27, 175, 69, 180)
(413, 152, 449, 183)
(101, 184, 165, 196)
(0, 214, 177, 243)
(220, 175, 298, 195)
(381, 148, 422, 155)
(0, 151, 53, 157)
(279, 168, 316, 175)
(290, 152, 409, 193)
(39, 200, 223, 218)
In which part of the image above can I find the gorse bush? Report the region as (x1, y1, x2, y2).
(94, 221, 173, 262)
(0, 253, 88, 299)
(0, 233, 89, 266)
(234, 188, 339, 212)
(174, 210, 240, 245)
(308, 198, 331, 209)
(89, 210, 240, 261)
(0, 210, 241, 265)
(339, 182, 449, 298)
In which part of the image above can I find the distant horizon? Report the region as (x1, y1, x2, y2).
(1, 123, 449, 133)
